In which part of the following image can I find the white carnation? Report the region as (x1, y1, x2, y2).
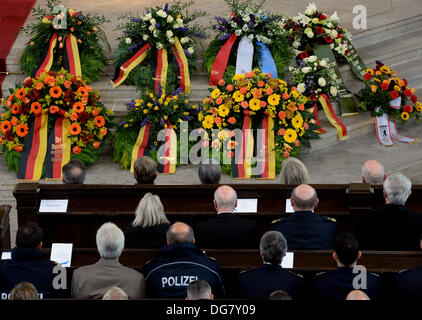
(150, 18, 156, 25)
(318, 78, 327, 87)
(292, 41, 300, 49)
(144, 13, 152, 20)
(125, 38, 132, 44)
(166, 30, 173, 38)
(143, 34, 149, 41)
(297, 83, 306, 93)
(242, 24, 249, 32)
(176, 18, 183, 25)
(169, 38, 175, 44)
(180, 37, 189, 44)
(308, 55, 317, 63)
(148, 25, 155, 31)
(302, 67, 311, 74)
(167, 15, 174, 23)
(153, 29, 160, 37)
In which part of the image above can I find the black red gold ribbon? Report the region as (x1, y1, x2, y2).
(17, 111, 49, 181)
(130, 122, 152, 173)
(63, 33, 82, 78)
(232, 113, 253, 179)
(318, 94, 348, 140)
(154, 48, 169, 95)
(311, 101, 326, 134)
(33, 32, 58, 77)
(255, 115, 276, 179)
(157, 121, 177, 174)
(172, 37, 191, 94)
(111, 43, 151, 88)
(209, 34, 237, 87)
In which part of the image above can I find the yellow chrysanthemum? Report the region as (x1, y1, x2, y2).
(292, 115, 304, 129)
(202, 115, 214, 129)
(283, 129, 297, 143)
(218, 104, 230, 117)
(401, 112, 410, 121)
(211, 88, 221, 99)
(233, 91, 244, 102)
(268, 94, 281, 106)
(416, 102, 422, 112)
(198, 112, 204, 121)
(249, 98, 261, 111)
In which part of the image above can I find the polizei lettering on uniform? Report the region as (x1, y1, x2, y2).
(161, 275, 198, 287)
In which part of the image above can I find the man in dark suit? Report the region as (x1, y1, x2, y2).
(193, 185, 257, 249)
(237, 231, 304, 299)
(313, 233, 381, 300)
(354, 172, 421, 251)
(269, 184, 338, 249)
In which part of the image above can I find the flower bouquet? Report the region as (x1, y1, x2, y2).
(359, 61, 421, 146)
(112, 87, 200, 173)
(112, 1, 207, 93)
(199, 69, 319, 178)
(203, 0, 293, 86)
(20, 0, 109, 83)
(0, 69, 113, 180)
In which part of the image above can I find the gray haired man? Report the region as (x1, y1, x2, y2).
(71, 222, 145, 299)
(186, 280, 214, 300)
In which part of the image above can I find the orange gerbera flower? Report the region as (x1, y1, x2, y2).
(44, 76, 56, 86)
(16, 124, 29, 137)
(72, 146, 82, 154)
(1, 121, 12, 134)
(14, 145, 23, 152)
(11, 105, 20, 115)
(94, 116, 105, 127)
(10, 117, 18, 126)
(77, 87, 89, 97)
(15, 88, 26, 100)
(69, 123, 82, 135)
(49, 86, 62, 98)
(31, 102, 42, 114)
(73, 102, 85, 114)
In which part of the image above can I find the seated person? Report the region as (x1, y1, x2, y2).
(361, 160, 386, 184)
(237, 231, 304, 299)
(354, 172, 421, 250)
(0, 223, 63, 298)
(133, 156, 157, 184)
(270, 184, 337, 249)
(279, 158, 309, 185)
(346, 290, 370, 300)
(186, 280, 214, 300)
(102, 287, 129, 300)
(313, 232, 381, 300)
(268, 290, 293, 300)
(62, 159, 86, 184)
(71, 222, 145, 299)
(143, 222, 225, 298)
(198, 159, 222, 184)
(125, 193, 170, 248)
(193, 185, 257, 249)
(10, 282, 40, 300)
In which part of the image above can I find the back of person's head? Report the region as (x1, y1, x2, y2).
(134, 156, 157, 184)
(291, 184, 318, 211)
(16, 223, 43, 249)
(166, 222, 194, 245)
(96, 222, 125, 259)
(362, 160, 385, 184)
(346, 290, 370, 300)
(334, 232, 360, 267)
(102, 286, 129, 300)
(383, 172, 412, 205)
(268, 290, 292, 300)
(213, 185, 237, 213)
(62, 159, 86, 184)
(198, 159, 222, 184)
(186, 280, 213, 300)
(133, 193, 169, 228)
(280, 158, 309, 185)
(260, 231, 287, 265)
(10, 282, 39, 300)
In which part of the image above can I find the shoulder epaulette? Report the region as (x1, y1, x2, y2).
(240, 267, 256, 274)
(398, 268, 411, 274)
(271, 218, 283, 224)
(143, 259, 153, 266)
(287, 270, 304, 278)
(315, 271, 328, 277)
(323, 216, 337, 223)
(368, 272, 380, 278)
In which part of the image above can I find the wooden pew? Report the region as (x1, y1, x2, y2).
(0, 205, 11, 250)
(13, 182, 380, 247)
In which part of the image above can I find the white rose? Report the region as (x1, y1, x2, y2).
(157, 9, 167, 18)
(125, 37, 132, 44)
(156, 43, 163, 50)
(150, 18, 156, 25)
(180, 37, 189, 44)
(144, 13, 152, 20)
(187, 47, 194, 54)
(319, 59, 327, 67)
(308, 55, 317, 63)
(143, 34, 149, 41)
(169, 38, 175, 44)
(330, 86, 338, 96)
(167, 15, 174, 23)
(173, 23, 180, 29)
(153, 29, 160, 37)
(297, 83, 306, 93)
(318, 78, 327, 87)
(302, 67, 311, 74)
(292, 41, 300, 49)
(176, 18, 183, 25)
(148, 25, 155, 31)
(166, 30, 173, 38)
(244, 15, 250, 22)
(305, 2, 317, 16)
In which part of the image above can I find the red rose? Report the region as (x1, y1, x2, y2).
(403, 79, 408, 86)
(319, 14, 327, 20)
(404, 89, 412, 97)
(24, 78, 33, 88)
(411, 94, 418, 103)
(404, 105, 412, 113)
(78, 111, 91, 124)
(363, 73, 373, 81)
(381, 82, 389, 91)
(390, 91, 399, 99)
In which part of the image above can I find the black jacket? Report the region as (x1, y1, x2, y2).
(313, 267, 381, 300)
(269, 211, 338, 250)
(237, 263, 304, 299)
(193, 212, 258, 249)
(142, 242, 225, 298)
(396, 266, 422, 300)
(354, 204, 421, 250)
(124, 222, 170, 248)
(0, 247, 62, 299)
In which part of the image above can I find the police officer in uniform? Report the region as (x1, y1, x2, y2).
(396, 238, 422, 300)
(142, 222, 225, 298)
(313, 233, 381, 300)
(237, 231, 304, 299)
(270, 184, 337, 250)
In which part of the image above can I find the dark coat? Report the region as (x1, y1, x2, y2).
(193, 212, 258, 249)
(142, 242, 225, 298)
(354, 204, 421, 251)
(0, 247, 62, 299)
(396, 266, 422, 300)
(124, 222, 170, 248)
(269, 210, 338, 250)
(237, 263, 304, 299)
(313, 267, 381, 300)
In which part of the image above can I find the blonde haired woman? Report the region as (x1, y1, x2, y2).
(279, 158, 310, 185)
(124, 193, 170, 248)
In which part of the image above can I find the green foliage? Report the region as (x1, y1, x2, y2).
(2, 148, 21, 172)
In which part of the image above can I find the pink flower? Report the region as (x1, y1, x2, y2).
(265, 88, 273, 95)
(216, 97, 223, 105)
(240, 87, 247, 95)
(278, 128, 285, 136)
(257, 81, 265, 88)
(218, 79, 226, 86)
(260, 100, 267, 108)
(241, 101, 249, 109)
(303, 123, 309, 130)
(294, 140, 300, 146)
(226, 84, 234, 92)
(282, 151, 290, 158)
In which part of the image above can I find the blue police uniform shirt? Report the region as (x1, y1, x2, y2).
(313, 267, 381, 300)
(142, 242, 225, 298)
(237, 263, 304, 299)
(396, 266, 422, 300)
(0, 247, 61, 299)
(269, 210, 338, 250)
